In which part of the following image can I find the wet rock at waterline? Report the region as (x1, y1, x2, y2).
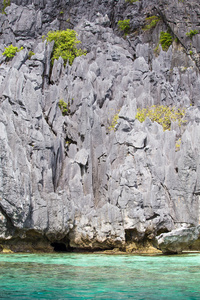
(156, 226, 200, 254)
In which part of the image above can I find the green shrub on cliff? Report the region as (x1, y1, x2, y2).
(109, 111, 119, 131)
(2, 44, 23, 58)
(125, 0, 138, 3)
(28, 50, 35, 59)
(2, 0, 10, 14)
(118, 19, 130, 35)
(58, 99, 69, 116)
(186, 29, 198, 38)
(135, 105, 186, 131)
(154, 31, 173, 53)
(44, 29, 86, 66)
(159, 31, 173, 51)
(143, 16, 160, 31)
(175, 138, 181, 151)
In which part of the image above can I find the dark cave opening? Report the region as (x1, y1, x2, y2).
(51, 242, 68, 252)
(125, 229, 142, 242)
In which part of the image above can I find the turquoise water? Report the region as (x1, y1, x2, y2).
(0, 253, 199, 299)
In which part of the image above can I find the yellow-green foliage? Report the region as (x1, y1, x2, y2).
(58, 99, 69, 116)
(109, 112, 119, 131)
(2, 45, 23, 58)
(44, 29, 86, 66)
(125, 0, 138, 3)
(143, 16, 160, 31)
(159, 31, 173, 51)
(186, 29, 198, 38)
(28, 51, 35, 59)
(175, 138, 181, 151)
(2, 0, 10, 14)
(135, 105, 186, 131)
(118, 19, 130, 35)
(154, 31, 173, 54)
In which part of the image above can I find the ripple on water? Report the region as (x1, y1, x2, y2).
(0, 253, 199, 299)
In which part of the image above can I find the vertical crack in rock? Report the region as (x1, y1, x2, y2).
(0, 202, 16, 237)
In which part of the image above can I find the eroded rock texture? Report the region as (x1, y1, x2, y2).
(0, 0, 200, 253)
(156, 226, 200, 254)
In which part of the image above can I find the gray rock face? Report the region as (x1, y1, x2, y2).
(0, 0, 200, 252)
(156, 226, 200, 254)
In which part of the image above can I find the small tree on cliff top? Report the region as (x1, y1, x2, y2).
(44, 29, 86, 66)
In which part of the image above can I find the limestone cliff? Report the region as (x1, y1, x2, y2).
(0, 0, 200, 253)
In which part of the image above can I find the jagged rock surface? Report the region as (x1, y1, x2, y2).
(156, 226, 200, 254)
(0, 0, 200, 252)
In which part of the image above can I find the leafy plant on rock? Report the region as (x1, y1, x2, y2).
(58, 99, 69, 116)
(2, 44, 23, 59)
(186, 29, 198, 38)
(135, 105, 186, 131)
(2, 0, 10, 14)
(118, 19, 130, 35)
(44, 29, 86, 66)
(125, 0, 138, 3)
(108, 111, 119, 131)
(28, 51, 35, 59)
(175, 138, 181, 151)
(143, 16, 160, 31)
(159, 31, 173, 51)
(154, 31, 173, 54)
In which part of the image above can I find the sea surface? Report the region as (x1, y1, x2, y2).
(0, 252, 199, 299)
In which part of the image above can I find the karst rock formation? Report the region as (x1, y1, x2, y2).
(0, 0, 200, 253)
